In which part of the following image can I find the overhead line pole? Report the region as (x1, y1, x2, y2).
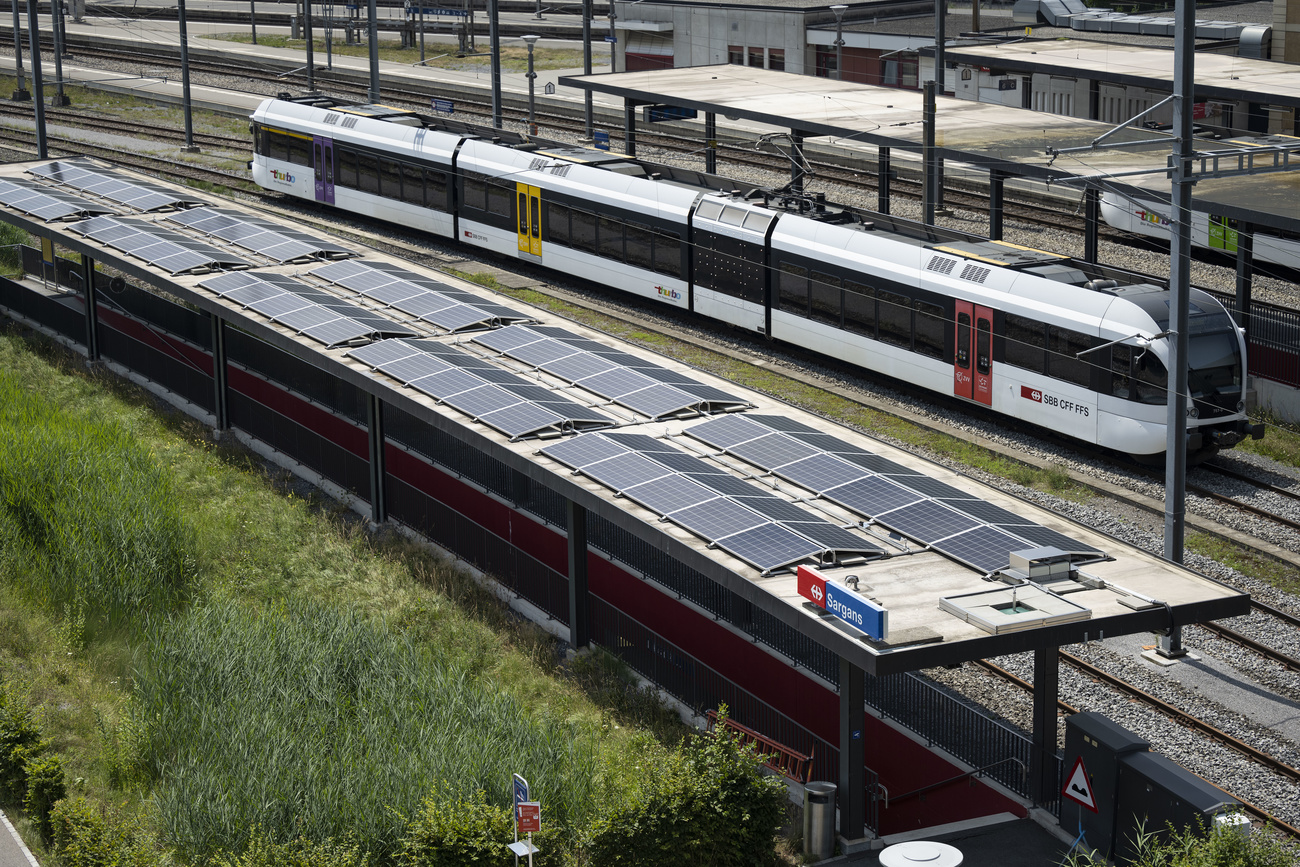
(489, 0, 502, 127)
(26, 0, 46, 159)
(583, 0, 593, 138)
(367, 0, 380, 102)
(12, 1, 29, 101)
(179, 0, 198, 151)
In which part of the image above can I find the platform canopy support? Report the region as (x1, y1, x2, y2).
(567, 500, 590, 651)
(705, 112, 717, 175)
(1030, 644, 1060, 806)
(80, 254, 99, 362)
(877, 146, 891, 215)
(839, 657, 867, 843)
(1084, 188, 1100, 263)
(624, 99, 640, 157)
(790, 129, 807, 195)
(211, 314, 229, 432)
(366, 394, 388, 525)
(1234, 221, 1255, 343)
(988, 169, 1005, 240)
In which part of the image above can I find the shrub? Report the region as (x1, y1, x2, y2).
(23, 752, 66, 845)
(0, 680, 45, 805)
(1067, 815, 1295, 867)
(396, 789, 560, 867)
(208, 829, 371, 867)
(584, 709, 787, 867)
(49, 797, 156, 867)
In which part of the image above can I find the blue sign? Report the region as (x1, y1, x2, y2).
(410, 5, 469, 15)
(513, 774, 529, 810)
(431, 97, 454, 114)
(824, 582, 888, 641)
(604, 34, 617, 43)
(593, 130, 610, 151)
(642, 104, 698, 123)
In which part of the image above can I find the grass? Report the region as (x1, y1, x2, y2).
(1238, 406, 1300, 469)
(1186, 532, 1300, 596)
(0, 327, 689, 863)
(209, 34, 587, 72)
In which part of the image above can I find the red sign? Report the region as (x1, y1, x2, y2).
(1020, 385, 1042, 403)
(1062, 757, 1098, 812)
(797, 565, 827, 609)
(517, 802, 541, 834)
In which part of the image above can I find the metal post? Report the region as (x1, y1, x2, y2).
(26, 0, 46, 159)
(523, 34, 539, 135)
(790, 129, 805, 194)
(623, 98, 636, 156)
(366, 394, 387, 525)
(367, 0, 380, 102)
(251, 0, 258, 44)
(327, 0, 333, 68)
(534, 0, 541, 18)
(831, 4, 846, 81)
(988, 169, 1004, 240)
(566, 500, 589, 650)
(305, 0, 315, 91)
(81, 255, 99, 361)
(1030, 645, 1060, 806)
(211, 314, 229, 432)
(607, 0, 616, 72)
(922, 80, 936, 226)
(12, 0, 29, 101)
(488, 0, 502, 127)
(838, 658, 866, 842)
(178, 0, 198, 152)
(971, 0, 979, 32)
(877, 145, 891, 214)
(1234, 222, 1254, 343)
(934, 0, 946, 211)
(582, 0, 593, 137)
(705, 111, 717, 174)
(1084, 187, 1100, 263)
(419, 4, 425, 64)
(52, 0, 69, 106)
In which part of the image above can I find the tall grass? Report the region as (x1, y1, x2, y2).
(134, 599, 600, 862)
(0, 371, 195, 640)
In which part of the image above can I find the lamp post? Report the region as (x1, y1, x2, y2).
(179, 0, 198, 151)
(831, 4, 847, 81)
(607, 0, 616, 72)
(367, 0, 379, 102)
(523, 34, 539, 136)
(52, 0, 70, 106)
(582, 0, 593, 138)
(12, 1, 29, 101)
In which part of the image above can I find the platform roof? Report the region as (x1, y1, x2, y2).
(0, 158, 1249, 677)
(937, 40, 1300, 110)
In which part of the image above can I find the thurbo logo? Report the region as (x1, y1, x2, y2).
(270, 169, 295, 183)
(1135, 209, 1170, 227)
(656, 285, 681, 301)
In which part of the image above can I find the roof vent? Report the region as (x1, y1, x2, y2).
(926, 256, 956, 275)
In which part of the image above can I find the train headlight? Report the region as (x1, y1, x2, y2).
(1187, 406, 1199, 419)
(1237, 400, 1245, 413)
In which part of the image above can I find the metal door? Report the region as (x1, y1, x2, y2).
(954, 300, 974, 400)
(313, 136, 335, 205)
(973, 305, 993, 406)
(516, 182, 541, 258)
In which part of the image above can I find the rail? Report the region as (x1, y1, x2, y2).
(880, 756, 1029, 809)
(706, 709, 815, 783)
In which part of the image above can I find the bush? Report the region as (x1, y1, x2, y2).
(23, 752, 66, 845)
(1067, 815, 1295, 867)
(0, 680, 45, 805)
(396, 789, 560, 867)
(49, 797, 156, 867)
(208, 829, 371, 867)
(584, 709, 787, 867)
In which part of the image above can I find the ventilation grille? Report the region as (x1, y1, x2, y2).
(960, 264, 991, 283)
(529, 158, 548, 171)
(926, 256, 956, 275)
(341, 116, 359, 129)
(323, 112, 340, 125)
(551, 164, 572, 178)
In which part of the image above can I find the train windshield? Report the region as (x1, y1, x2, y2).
(1186, 305, 1242, 401)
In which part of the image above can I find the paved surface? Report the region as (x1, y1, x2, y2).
(0, 810, 39, 867)
(828, 814, 1076, 866)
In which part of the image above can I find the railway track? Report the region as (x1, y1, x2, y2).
(0, 101, 249, 151)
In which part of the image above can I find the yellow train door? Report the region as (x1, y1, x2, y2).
(516, 183, 542, 259)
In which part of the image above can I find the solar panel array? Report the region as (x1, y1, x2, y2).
(540, 431, 884, 574)
(348, 338, 612, 439)
(28, 159, 208, 212)
(0, 178, 117, 222)
(166, 207, 355, 263)
(71, 215, 250, 275)
(473, 325, 749, 420)
(310, 259, 532, 333)
(198, 271, 417, 347)
(684, 414, 1103, 573)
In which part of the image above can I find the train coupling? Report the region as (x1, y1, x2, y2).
(1206, 420, 1266, 449)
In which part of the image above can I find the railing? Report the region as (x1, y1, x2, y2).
(706, 709, 815, 783)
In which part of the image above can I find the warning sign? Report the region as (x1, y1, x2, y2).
(1062, 756, 1098, 812)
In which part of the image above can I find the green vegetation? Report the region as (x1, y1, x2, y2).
(1065, 816, 1293, 867)
(0, 329, 788, 865)
(209, 34, 586, 73)
(0, 223, 32, 277)
(1238, 407, 1300, 469)
(1187, 533, 1300, 595)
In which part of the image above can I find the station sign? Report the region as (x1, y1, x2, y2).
(593, 130, 610, 151)
(641, 104, 698, 123)
(797, 565, 888, 641)
(431, 98, 455, 114)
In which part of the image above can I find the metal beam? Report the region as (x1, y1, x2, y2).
(1030, 644, 1060, 805)
(1084, 187, 1100, 263)
(838, 658, 866, 842)
(81, 254, 98, 361)
(922, 81, 937, 226)
(367, 393, 388, 525)
(705, 112, 717, 175)
(211, 313, 229, 431)
(790, 129, 806, 194)
(877, 146, 891, 215)
(623, 99, 638, 157)
(988, 169, 1004, 240)
(567, 500, 590, 650)
(1234, 222, 1254, 343)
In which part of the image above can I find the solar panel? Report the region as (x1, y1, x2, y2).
(477, 403, 569, 439)
(734, 496, 817, 522)
(838, 452, 921, 475)
(939, 498, 1034, 526)
(602, 432, 678, 453)
(685, 473, 769, 497)
(581, 452, 672, 491)
(581, 367, 657, 398)
(474, 326, 542, 353)
(727, 433, 820, 470)
(669, 499, 768, 540)
(1003, 525, 1104, 556)
(647, 452, 721, 474)
(744, 415, 822, 435)
(196, 272, 414, 346)
(442, 384, 523, 417)
(167, 207, 354, 262)
(70, 216, 249, 274)
(547, 354, 617, 381)
(782, 521, 877, 551)
(824, 475, 925, 516)
(713, 523, 822, 573)
(511, 339, 578, 367)
(540, 433, 630, 469)
(28, 159, 208, 211)
(772, 453, 868, 493)
(938, 525, 1039, 573)
(883, 475, 971, 500)
(877, 499, 981, 542)
(0, 178, 117, 222)
(619, 383, 702, 420)
(683, 414, 769, 450)
(622, 474, 719, 515)
(348, 339, 418, 368)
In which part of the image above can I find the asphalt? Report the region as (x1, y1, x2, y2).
(831, 814, 1077, 867)
(0, 811, 39, 867)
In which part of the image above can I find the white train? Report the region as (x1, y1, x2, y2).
(1101, 190, 1300, 270)
(250, 95, 1263, 461)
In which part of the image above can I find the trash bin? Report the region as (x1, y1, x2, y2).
(290, 14, 300, 38)
(803, 781, 836, 861)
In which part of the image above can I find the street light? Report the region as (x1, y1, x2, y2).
(831, 5, 847, 81)
(523, 34, 540, 136)
(607, 1, 616, 72)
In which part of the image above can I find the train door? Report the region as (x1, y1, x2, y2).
(516, 183, 541, 259)
(954, 300, 974, 400)
(1209, 214, 1238, 254)
(973, 305, 992, 406)
(313, 136, 335, 205)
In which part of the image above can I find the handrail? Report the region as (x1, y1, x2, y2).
(705, 710, 815, 783)
(883, 756, 1028, 808)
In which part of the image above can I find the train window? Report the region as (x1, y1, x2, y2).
(462, 175, 487, 212)
(844, 281, 876, 337)
(357, 153, 381, 195)
(518, 192, 528, 235)
(653, 231, 681, 278)
(547, 203, 571, 244)
(1048, 326, 1092, 387)
(810, 271, 841, 326)
(956, 312, 971, 368)
(877, 289, 911, 349)
(486, 181, 512, 218)
(399, 163, 423, 206)
(266, 130, 291, 161)
(426, 172, 449, 210)
(336, 148, 358, 189)
(1111, 344, 1132, 399)
(1134, 352, 1167, 404)
(626, 223, 654, 270)
(914, 298, 945, 360)
(571, 209, 598, 253)
(599, 216, 625, 261)
(1004, 313, 1045, 374)
(778, 263, 809, 314)
(531, 198, 539, 239)
(288, 134, 312, 167)
(976, 320, 990, 375)
(380, 159, 402, 200)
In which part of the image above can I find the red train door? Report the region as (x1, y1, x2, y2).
(954, 300, 974, 400)
(973, 305, 993, 406)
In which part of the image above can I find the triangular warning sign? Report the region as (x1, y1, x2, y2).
(1062, 756, 1098, 812)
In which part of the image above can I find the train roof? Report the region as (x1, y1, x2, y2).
(0, 157, 1248, 676)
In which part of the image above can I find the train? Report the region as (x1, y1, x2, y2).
(1100, 188, 1300, 270)
(249, 94, 1264, 462)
